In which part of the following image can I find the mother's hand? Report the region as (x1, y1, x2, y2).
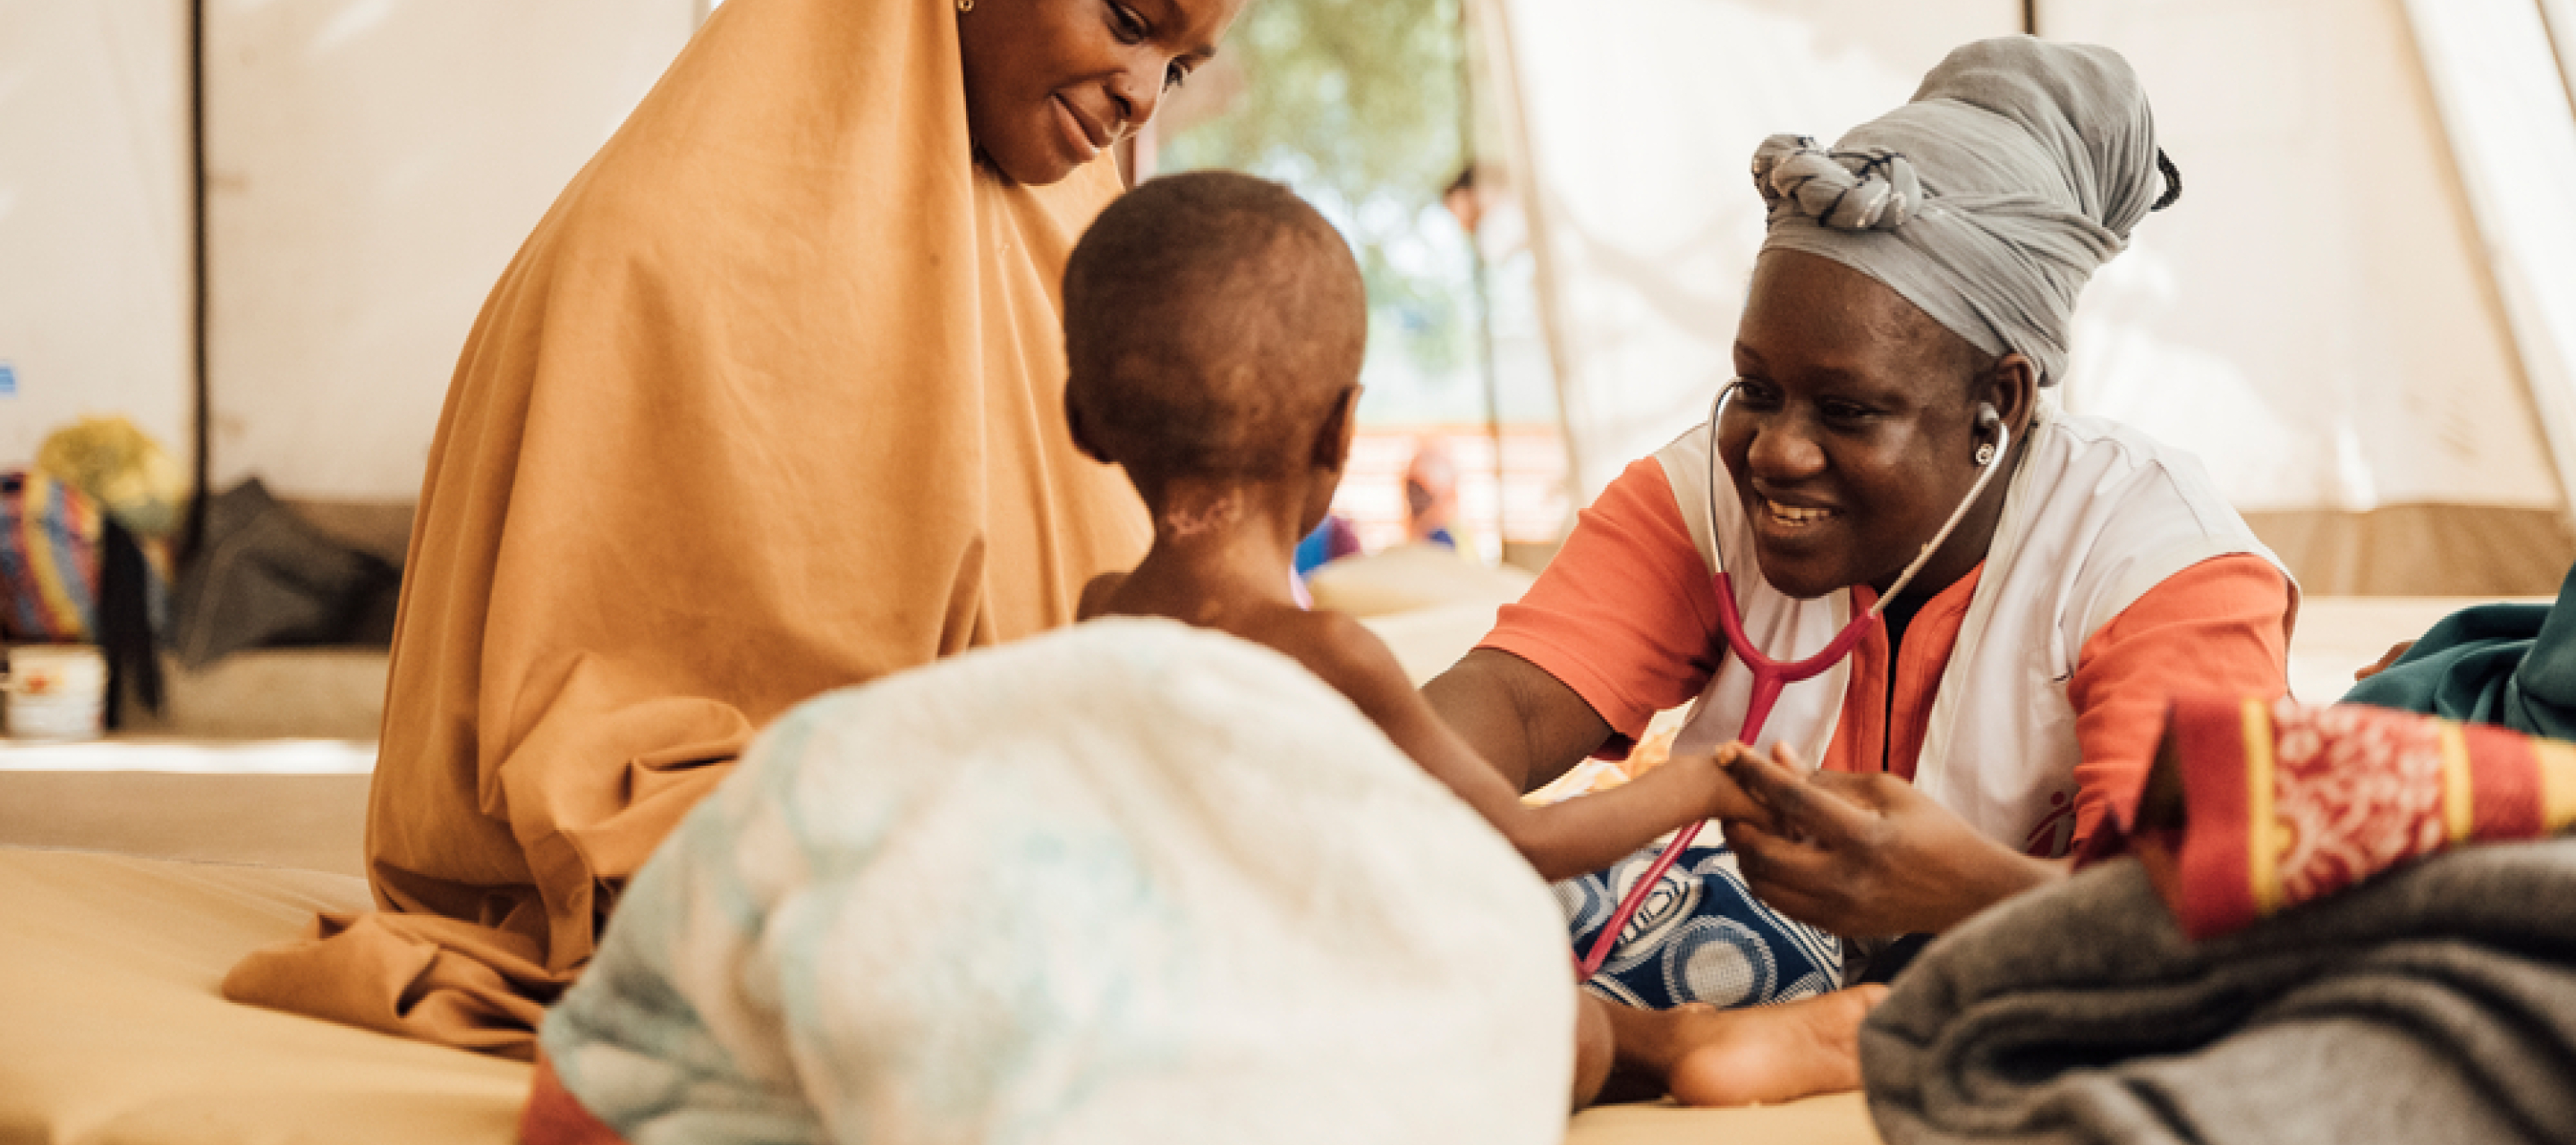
(1720, 743, 2062, 936)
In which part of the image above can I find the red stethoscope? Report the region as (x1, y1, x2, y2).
(1574, 383, 2009, 980)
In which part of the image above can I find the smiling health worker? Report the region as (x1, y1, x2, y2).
(1424, 37, 2300, 1041)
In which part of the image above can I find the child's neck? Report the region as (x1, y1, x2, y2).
(1109, 485, 1308, 625)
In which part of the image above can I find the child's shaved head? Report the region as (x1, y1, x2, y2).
(1063, 171, 1367, 492)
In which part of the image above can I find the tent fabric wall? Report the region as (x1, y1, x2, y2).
(1479, 0, 2019, 502)
(206, 1, 696, 502)
(2406, 0, 2576, 522)
(0, 3, 191, 471)
(2238, 505, 2574, 598)
(2055, 0, 2575, 596)
(21, 1, 2576, 593)
(1490, 0, 2576, 595)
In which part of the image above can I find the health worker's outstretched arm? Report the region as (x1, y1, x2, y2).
(1422, 648, 1616, 796)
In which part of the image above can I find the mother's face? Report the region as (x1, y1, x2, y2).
(958, 0, 1244, 186)
(1717, 250, 2009, 601)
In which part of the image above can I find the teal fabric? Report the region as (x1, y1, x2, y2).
(2340, 563, 2576, 739)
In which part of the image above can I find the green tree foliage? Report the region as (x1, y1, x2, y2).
(1158, 0, 1481, 410)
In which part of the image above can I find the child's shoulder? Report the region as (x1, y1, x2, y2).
(1238, 606, 1404, 699)
(1076, 570, 1130, 622)
(1237, 600, 1363, 651)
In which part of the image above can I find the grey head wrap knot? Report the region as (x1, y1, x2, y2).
(1753, 36, 2170, 386)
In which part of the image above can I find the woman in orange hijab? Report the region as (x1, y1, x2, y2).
(225, 0, 1241, 1058)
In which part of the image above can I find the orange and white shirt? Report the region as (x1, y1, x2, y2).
(1485, 410, 2295, 854)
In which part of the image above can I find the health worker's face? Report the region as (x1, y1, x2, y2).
(959, 0, 1243, 186)
(1717, 250, 1997, 601)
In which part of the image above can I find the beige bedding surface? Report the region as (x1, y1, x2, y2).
(0, 846, 1877, 1143)
(0, 771, 369, 878)
(0, 848, 529, 1144)
(8, 591, 2506, 1143)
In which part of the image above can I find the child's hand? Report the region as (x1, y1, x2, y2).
(1681, 744, 1772, 827)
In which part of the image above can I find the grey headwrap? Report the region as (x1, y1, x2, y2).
(1753, 37, 2173, 386)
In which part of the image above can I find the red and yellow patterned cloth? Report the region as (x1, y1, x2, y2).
(2094, 696, 2576, 940)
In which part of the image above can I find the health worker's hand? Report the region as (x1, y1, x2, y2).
(1719, 742, 2063, 937)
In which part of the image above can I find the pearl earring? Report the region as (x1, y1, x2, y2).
(957, 0, 972, 11)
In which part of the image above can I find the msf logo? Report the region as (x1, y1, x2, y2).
(2022, 787, 2079, 859)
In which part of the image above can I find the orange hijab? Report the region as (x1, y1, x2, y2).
(225, 0, 1147, 1057)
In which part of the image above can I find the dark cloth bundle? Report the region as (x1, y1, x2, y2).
(170, 479, 397, 666)
(1861, 840, 2576, 1144)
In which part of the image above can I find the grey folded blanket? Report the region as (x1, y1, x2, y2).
(1862, 840, 2576, 1144)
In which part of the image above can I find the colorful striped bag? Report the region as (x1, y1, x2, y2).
(0, 469, 104, 642)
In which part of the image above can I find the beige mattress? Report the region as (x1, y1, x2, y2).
(0, 845, 1877, 1144)
(3, 592, 2513, 1144)
(0, 848, 528, 1144)
(2, 592, 2517, 1143)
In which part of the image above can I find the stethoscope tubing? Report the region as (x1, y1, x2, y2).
(1572, 383, 2009, 981)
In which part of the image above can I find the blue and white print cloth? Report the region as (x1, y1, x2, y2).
(1558, 829, 1842, 1010)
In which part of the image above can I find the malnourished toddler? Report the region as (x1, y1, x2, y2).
(1061, 170, 1882, 1107)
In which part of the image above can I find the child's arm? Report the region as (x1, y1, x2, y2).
(1287, 612, 1759, 882)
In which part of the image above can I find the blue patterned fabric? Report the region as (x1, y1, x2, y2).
(1557, 829, 1842, 1011)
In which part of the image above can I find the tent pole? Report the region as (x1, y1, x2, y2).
(1471, 0, 1585, 535)
(1458, 0, 1506, 560)
(2536, 0, 2576, 124)
(184, 0, 210, 557)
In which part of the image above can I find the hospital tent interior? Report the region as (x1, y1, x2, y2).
(4, 0, 2576, 1141)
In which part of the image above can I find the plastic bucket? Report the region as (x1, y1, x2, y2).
(4, 643, 108, 742)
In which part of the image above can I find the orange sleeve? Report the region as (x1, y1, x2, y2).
(2066, 554, 2292, 850)
(1479, 456, 1724, 740)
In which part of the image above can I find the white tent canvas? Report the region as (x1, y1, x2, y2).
(0, 4, 191, 470)
(1479, 0, 2576, 594)
(13, 0, 2576, 595)
(2, 2, 692, 504)
(202, 0, 696, 501)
